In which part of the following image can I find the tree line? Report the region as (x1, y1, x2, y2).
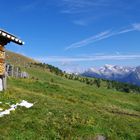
(32, 63, 140, 94)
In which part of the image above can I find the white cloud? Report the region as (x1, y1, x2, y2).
(35, 54, 140, 63)
(117, 23, 140, 34)
(133, 23, 140, 31)
(20, 0, 41, 11)
(65, 30, 112, 50)
(72, 20, 87, 26)
(65, 23, 140, 50)
(61, 0, 112, 14)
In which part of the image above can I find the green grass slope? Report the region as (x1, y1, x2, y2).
(0, 52, 139, 140)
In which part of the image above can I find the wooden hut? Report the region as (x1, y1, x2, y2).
(0, 29, 24, 91)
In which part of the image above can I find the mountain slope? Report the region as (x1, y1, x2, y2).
(5, 50, 37, 66)
(0, 53, 139, 139)
(81, 65, 140, 86)
(127, 66, 140, 85)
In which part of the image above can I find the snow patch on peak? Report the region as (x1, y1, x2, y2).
(104, 64, 115, 68)
(81, 65, 140, 86)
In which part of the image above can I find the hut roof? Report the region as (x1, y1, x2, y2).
(0, 29, 24, 45)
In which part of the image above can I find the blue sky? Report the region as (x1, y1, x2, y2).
(1, 0, 140, 72)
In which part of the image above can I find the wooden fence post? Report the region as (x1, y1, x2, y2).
(2, 76, 7, 90)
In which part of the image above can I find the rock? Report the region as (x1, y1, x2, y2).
(20, 71, 29, 78)
(85, 135, 107, 140)
(94, 135, 106, 140)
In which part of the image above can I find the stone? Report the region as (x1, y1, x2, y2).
(94, 135, 106, 140)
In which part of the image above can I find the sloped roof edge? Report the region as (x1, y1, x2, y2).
(0, 29, 24, 45)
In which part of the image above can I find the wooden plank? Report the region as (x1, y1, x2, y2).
(0, 46, 5, 76)
(0, 51, 5, 59)
(0, 59, 5, 63)
(0, 63, 5, 75)
(0, 45, 5, 51)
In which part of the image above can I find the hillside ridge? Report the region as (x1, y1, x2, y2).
(0, 51, 139, 139)
(5, 50, 37, 66)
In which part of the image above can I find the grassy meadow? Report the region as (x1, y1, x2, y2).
(0, 65, 139, 140)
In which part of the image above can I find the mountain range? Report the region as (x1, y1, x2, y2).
(81, 64, 140, 86)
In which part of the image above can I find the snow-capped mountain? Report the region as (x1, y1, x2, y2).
(81, 65, 140, 86)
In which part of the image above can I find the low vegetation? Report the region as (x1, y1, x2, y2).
(0, 52, 139, 139)
(33, 63, 140, 94)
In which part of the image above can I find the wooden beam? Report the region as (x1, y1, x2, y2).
(0, 45, 5, 51)
(0, 30, 24, 45)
